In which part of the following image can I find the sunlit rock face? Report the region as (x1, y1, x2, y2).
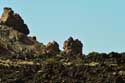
(0, 7, 85, 59)
(46, 41, 60, 55)
(63, 37, 83, 55)
(0, 7, 125, 83)
(0, 7, 29, 35)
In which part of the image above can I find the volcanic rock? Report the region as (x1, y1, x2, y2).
(63, 37, 83, 55)
(0, 7, 29, 35)
(46, 41, 60, 55)
(0, 7, 125, 83)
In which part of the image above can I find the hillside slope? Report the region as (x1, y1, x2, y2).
(0, 7, 124, 83)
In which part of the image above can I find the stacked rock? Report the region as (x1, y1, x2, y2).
(46, 41, 60, 55)
(63, 37, 83, 55)
(0, 7, 29, 35)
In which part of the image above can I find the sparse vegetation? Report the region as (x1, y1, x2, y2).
(0, 7, 124, 83)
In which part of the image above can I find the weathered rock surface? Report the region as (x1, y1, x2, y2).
(46, 41, 60, 55)
(0, 59, 124, 83)
(0, 24, 46, 59)
(0, 7, 29, 35)
(63, 37, 83, 55)
(0, 7, 124, 83)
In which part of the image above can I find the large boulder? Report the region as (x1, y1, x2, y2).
(0, 7, 29, 35)
(63, 37, 83, 55)
(46, 41, 60, 56)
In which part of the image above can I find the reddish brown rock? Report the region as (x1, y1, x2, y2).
(0, 7, 29, 35)
(46, 41, 60, 55)
(63, 37, 83, 55)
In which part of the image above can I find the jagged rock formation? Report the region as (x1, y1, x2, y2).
(0, 7, 47, 58)
(0, 7, 29, 35)
(63, 37, 83, 55)
(0, 7, 124, 83)
(0, 7, 84, 59)
(46, 41, 60, 55)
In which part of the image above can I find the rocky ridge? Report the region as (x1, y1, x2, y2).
(0, 7, 29, 35)
(0, 7, 124, 83)
(0, 7, 83, 59)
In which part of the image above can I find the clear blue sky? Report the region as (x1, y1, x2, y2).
(0, 0, 125, 54)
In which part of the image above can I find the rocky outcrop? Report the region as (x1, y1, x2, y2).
(0, 44, 9, 54)
(63, 37, 83, 55)
(46, 41, 60, 55)
(0, 7, 29, 35)
(0, 7, 84, 58)
(0, 7, 125, 83)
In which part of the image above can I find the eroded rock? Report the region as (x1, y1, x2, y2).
(0, 7, 29, 35)
(63, 37, 83, 55)
(46, 41, 60, 55)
